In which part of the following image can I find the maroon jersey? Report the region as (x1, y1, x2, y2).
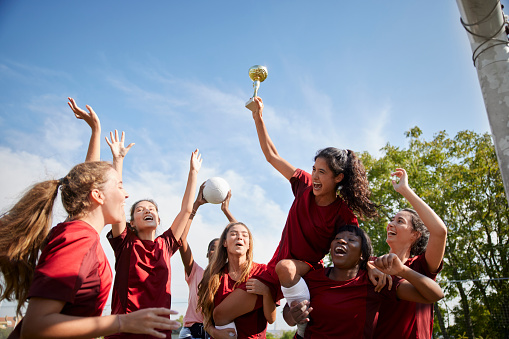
(106, 226, 181, 339)
(213, 262, 268, 339)
(9, 220, 112, 339)
(374, 254, 443, 339)
(246, 169, 358, 301)
(304, 268, 400, 339)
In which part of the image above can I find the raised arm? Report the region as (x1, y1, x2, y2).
(392, 168, 447, 273)
(106, 130, 135, 237)
(68, 97, 101, 162)
(374, 254, 444, 304)
(170, 149, 202, 241)
(221, 190, 237, 223)
(248, 97, 296, 180)
(179, 182, 207, 277)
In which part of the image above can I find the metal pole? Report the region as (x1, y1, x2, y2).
(456, 0, 509, 203)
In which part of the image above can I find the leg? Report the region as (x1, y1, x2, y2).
(213, 288, 258, 326)
(276, 259, 312, 337)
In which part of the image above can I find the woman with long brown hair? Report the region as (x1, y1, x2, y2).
(197, 222, 276, 339)
(0, 160, 179, 338)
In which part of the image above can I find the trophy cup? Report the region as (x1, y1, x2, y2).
(245, 65, 268, 111)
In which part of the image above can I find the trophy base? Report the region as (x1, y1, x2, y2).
(245, 97, 257, 111)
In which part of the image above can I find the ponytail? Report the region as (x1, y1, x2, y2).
(0, 161, 112, 315)
(0, 179, 60, 315)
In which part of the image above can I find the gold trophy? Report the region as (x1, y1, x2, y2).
(245, 65, 268, 111)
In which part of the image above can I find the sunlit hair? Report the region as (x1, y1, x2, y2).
(400, 208, 429, 256)
(315, 147, 378, 219)
(128, 199, 159, 235)
(0, 161, 113, 315)
(197, 222, 253, 328)
(334, 224, 372, 270)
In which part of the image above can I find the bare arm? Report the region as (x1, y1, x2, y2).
(68, 97, 101, 162)
(373, 254, 444, 304)
(21, 298, 179, 339)
(246, 278, 276, 324)
(392, 168, 447, 273)
(249, 97, 296, 180)
(179, 183, 207, 277)
(170, 149, 202, 241)
(105, 130, 135, 237)
(221, 190, 237, 223)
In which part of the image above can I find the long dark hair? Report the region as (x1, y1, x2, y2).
(315, 147, 378, 219)
(0, 161, 113, 315)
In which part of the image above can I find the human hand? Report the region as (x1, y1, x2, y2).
(246, 278, 270, 297)
(67, 97, 100, 133)
(251, 97, 264, 120)
(367, 260, 393, 292)
(373, 253, 405, 276)
(221, 190, 232, 213)
(391, 168, 409, 193)
(119, 308, 180, 338)
(289, 300, 313, 325)
(190, 149, 202, 174)
(105, 130, 135, 160)
(195, 182, 208, 206)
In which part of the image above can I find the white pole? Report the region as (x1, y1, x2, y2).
(456, 0, 509, 204)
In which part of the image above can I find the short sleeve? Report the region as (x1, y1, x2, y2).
(29, 225, 99, 303)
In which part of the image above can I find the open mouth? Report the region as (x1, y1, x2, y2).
(313, 182, 322, 190)
(334, 245, 347, 255)
(387, 230, 397, 236)
(143, 215, 154, 221)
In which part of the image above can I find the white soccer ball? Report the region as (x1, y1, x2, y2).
(203, 177, 230, 204)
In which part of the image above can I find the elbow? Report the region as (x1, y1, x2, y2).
(213, 307, 230, 326)
(267, 315, 276, 324)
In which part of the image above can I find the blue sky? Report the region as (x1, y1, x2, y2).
(0, 0, 504, 330)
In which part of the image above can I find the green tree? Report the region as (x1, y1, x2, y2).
(358, 127, 509, 339)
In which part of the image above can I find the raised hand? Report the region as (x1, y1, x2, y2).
(105, 130, 135, 160)
(391, 168, 409, 193)
(250, 96, 264, 119)
(190, 149, 202, 174)
(67, 97, 100, 132)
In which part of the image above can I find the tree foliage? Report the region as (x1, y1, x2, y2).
(358, 127, 509, 339)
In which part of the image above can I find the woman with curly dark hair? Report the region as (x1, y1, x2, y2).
(373, 167, 447, 339)
(211, 97, 379, 337)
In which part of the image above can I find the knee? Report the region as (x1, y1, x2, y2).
(276, 259, 297, 285)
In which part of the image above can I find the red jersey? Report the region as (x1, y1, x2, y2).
(213, 262, 268, 339)
(373, 254, 443, 339)
(304, 268, 400, 339)
(9, 220, 112, 339)
(246, 169, 358, 301)
(106, 227, 181, 339)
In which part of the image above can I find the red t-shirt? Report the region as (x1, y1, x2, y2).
(106, 227, 181, 339)
(303, 268, 400, 339)
(213, 262, 268, 339)
(248, 169, 358, 300)
(9, 220, 112, 339)
(373, 254, 443, 339)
